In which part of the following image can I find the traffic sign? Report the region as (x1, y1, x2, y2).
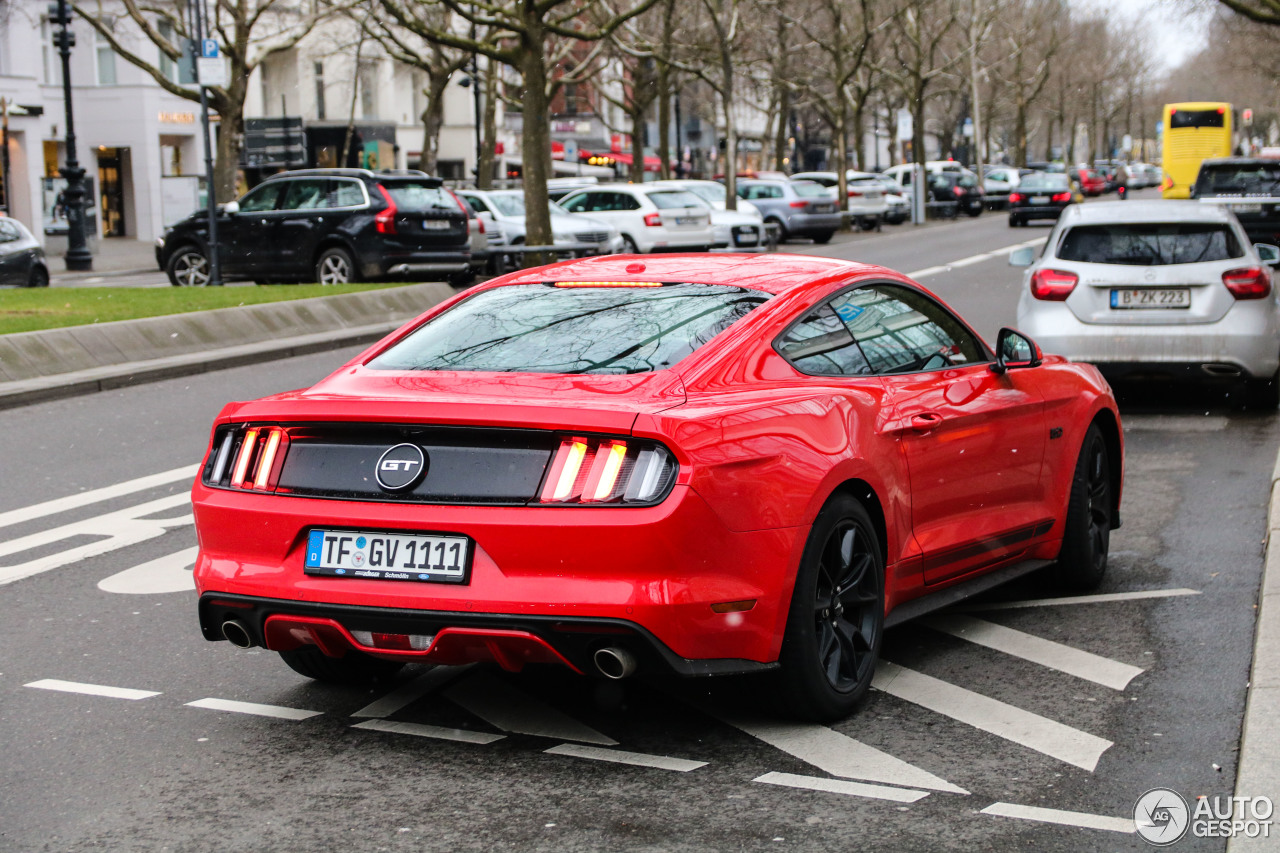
(563, 139, 578, 162)
(200, 39, 218, 58)
(196, 56, 228, 87)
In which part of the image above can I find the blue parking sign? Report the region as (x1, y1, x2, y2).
(200, 39, 219, 58)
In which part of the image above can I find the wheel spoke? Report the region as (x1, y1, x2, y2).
(835, 553, 872, 599)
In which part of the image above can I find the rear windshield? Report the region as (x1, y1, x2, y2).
(380, 182, 457, 212)
(488, 194, 526, 216)
(647, 190, 703, 209)
(1057, 224, 1243, 265)
(682, 183, 726, 204)
(1170, 108, 1226, 129)
(1021, 174, 1069, 190)
(792, 182, 831, 198)
(1195, 163, 1280, 195)
(367, 283, 770, 374)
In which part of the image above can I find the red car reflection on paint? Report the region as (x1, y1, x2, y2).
(192, 253, 1122, 720)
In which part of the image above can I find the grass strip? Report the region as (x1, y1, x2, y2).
(0, 283, 413, 335)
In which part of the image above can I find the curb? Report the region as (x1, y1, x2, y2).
(1227, 450, 1280, 850)
(0, 282, 455, 410)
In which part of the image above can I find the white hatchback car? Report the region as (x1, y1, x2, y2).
(1012, 201, 1280, 405)
(558, 184, 715, 253)
(650, 180, 765, 250)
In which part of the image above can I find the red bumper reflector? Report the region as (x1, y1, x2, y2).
(710, 599, 757, 613)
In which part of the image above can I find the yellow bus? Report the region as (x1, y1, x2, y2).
(1161, 102, 1233, 199)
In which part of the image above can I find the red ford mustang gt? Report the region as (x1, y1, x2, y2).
(192, 253, 1122, 720)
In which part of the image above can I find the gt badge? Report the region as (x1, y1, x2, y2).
(376, 443, 427, 492)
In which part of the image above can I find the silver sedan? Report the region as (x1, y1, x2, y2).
(1012, 201, 1280, 406)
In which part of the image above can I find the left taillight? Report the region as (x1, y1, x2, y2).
(538, 437, 678, 505)
(205, 425, 290, 491)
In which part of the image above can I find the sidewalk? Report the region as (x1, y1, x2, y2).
(44, 235, 159, 283)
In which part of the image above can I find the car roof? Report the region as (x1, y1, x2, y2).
(500, 252, 885, 296)
(1199, 157, 1280, 168)
(1059, 200, 1236, 225)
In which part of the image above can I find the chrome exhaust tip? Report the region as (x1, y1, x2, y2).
(593, 647, 638, 680)
(221, 619, 255, 649)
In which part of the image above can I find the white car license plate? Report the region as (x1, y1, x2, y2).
(1031, 195, 1049, 204)
(1231, 204, 1262, 214)
(1110, 288, 1191, 309)
(422, 220, 452, 230)
(304, 529, 470, 583)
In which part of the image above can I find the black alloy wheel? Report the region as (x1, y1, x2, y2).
(1053, 423, 1112, 590)
(779, 494, 884, 721)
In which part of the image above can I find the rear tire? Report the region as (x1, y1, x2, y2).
(315, 247, 357, 285)
(777, 494, 884, 721)
(1244, 369, 1280, 410)
(812, 231, 835, 244)
(278, 647, 405, 684)
(766, 218, 788, 243)
(26, 265, 49, 288)
(1052, 424, 1112, 591)
(621, 235, 640, 254)
(1009, 215, 1022, 227)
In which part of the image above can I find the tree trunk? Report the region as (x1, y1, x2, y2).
(852, 99, 866, 173)
(520, 28, 554, 247)
(775, 88, 791, 172)
(1015, 98, 1028, 167)
(419, 74, 451, 175)
(477, 63, 498, 189)
(212, 102, 243, 201)
(628, 103, 646, 183)
(657, 70, 672, 179)
(835, 107, 850, 228)
(912, 80, 928, 225)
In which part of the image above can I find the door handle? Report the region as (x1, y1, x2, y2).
(910, 413, 943, 432)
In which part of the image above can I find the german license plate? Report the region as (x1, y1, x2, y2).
(304, 529, 470, 583)
(422, 220, 452, 230)
(734, 229, 758, 245)
(812, 204, 834, 213)
(1110, 288, 1190, 309)
(675, 216, 699, 225)
(1032, 195, 1049, 204)
(1231, 204, 1262, 214)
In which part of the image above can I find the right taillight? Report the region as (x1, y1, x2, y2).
(1051, 192, 1072, 203)
(1030, 268, 1078, 301)
(1222, 266, 1272, 300)
(375, 185, 398, 234)
(538, 437, 677, 505)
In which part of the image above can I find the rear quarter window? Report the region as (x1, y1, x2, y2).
(381, 182, 457, 212)
(1057, 224, 1243, 265)
(647, 191, 703, 209)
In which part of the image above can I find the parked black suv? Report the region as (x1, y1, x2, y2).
(1191, 158, 1280, 246)
(157, 169, 471, 286)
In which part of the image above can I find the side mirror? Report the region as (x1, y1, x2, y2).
(991, 327, 1043, 374)
(219, 200, 240, 215)
(1009, 246, 1035, 267)
(1255, 244, 1280, 268)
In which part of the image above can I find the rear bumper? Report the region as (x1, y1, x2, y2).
(785, 212, 843, 234)
(1010, 204, 1067, 220)
(192, 482, 804, 669)
(1018, 302, 1280, 379)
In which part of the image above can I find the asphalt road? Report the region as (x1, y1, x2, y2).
(2, 189, 1277, 852)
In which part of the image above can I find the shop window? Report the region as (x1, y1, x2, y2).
(95, 31, 117, 86)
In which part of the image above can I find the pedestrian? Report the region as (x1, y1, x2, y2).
(1116, 163, 1129, 200)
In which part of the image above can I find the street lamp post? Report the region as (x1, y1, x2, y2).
(49, 0, 92, 271)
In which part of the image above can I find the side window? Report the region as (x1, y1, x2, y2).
(327, 180, 365, 208)
(836, 285, 985, 374)
(462, 194, 490, 214)
(768, 186, 784, 199)
(776, 302, 873, 377)
(281, 179, 329, 211)
(238, 183, 282, 213)
(618, 193, 642, 211)
(561, 193, 593, 213)
(0, 220, 18, 242)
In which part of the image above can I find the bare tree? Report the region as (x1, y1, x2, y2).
(74, 0, 337, 198)
(1215, 0, 1280, 25)
(373, 0, 660, 246)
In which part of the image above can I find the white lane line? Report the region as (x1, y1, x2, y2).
(350, 666, 470, 719)
(907, 237, 1046, 279)
(352, 719, 505, 745)
(921, 614, 1145, 691)
(720, 715, 968, 795)
(872, 662, 1113, 772)
(444, 672, 618, 745)
(25, 679, 160, 701)
(545, 743, 707, 772)
(955, 588, 1202, 612)
(981, 802, 1135, 833)
(185, 698, 323, 721)
(0, 493, 192, 587)
(1123, 415, 1229, 432)
(754, 772, 929, 804)
(0, 465, 198, 531)
(97, 546, 198, 594)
